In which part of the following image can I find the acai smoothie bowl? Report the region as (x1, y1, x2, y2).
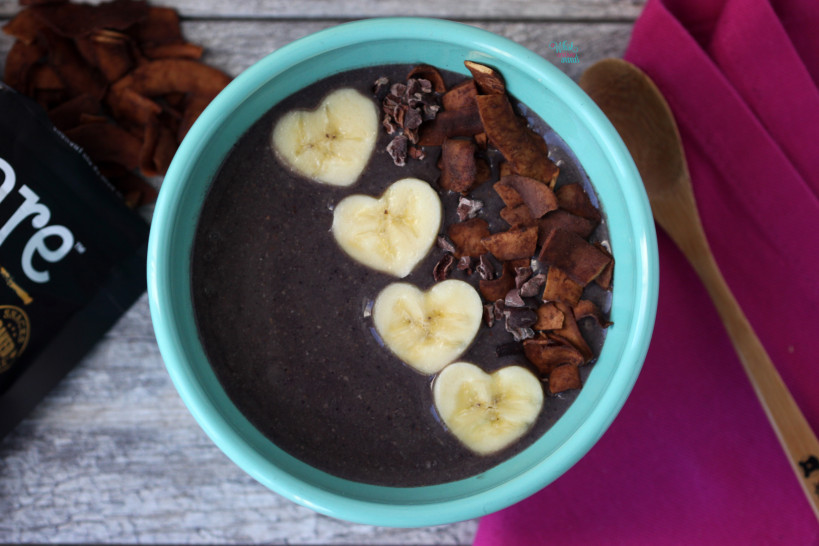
(147, 18, 659, 527)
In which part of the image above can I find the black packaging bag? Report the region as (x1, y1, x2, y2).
(0, 83, 149, 439)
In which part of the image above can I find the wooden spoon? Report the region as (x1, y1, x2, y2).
(579, 58, 819, 522)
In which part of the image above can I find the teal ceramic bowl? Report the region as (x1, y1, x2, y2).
(148, 18, 658, 527)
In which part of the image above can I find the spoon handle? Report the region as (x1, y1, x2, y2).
(682, 229, 819, 521)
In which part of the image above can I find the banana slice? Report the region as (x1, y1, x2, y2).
(332, 177, 441, 278)
(271, 87, 378, 186)
(372, 280, 482, 374)
(433, 362, 543, 455)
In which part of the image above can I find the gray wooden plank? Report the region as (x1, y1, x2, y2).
(0, 16, 634, 546)
(187, 19, 633, 82)
(0, 0, 644, 20)
(1, 19, 633, 83)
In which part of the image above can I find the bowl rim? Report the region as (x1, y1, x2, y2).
(148, 17, 659, 527)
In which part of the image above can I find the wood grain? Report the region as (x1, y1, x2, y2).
(0, 5, 638, 544)
(0, 0, 645, 19)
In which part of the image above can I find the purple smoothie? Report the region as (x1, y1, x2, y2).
(190, 64, 610, 486)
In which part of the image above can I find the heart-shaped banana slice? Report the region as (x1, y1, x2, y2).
(332, 177, 441, 278)
(271, 87, 378, 186)
(372, 280, 482, 374)
(433, 362, 544, 455)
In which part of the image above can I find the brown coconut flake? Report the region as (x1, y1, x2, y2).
(448, 217, 491, 258)
(538, 227, 612, 286)
(439, 138, 477, 193)
(481, 225, 538, 261)
(549, 364, 582, 394)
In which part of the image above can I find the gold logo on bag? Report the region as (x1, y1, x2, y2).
(0, 305, 30, 373)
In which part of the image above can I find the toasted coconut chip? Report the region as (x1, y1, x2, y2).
(552, 301, 593, 362)
(534, 302, 564, 330)
(537, 209, 597, 243)
(3, 40, 43, 92)
(481, 225, 538, 261)
(143, 42, 204, 60)
(573, 299, 613, 328)
(79, 112, 108, 124)
(493, 180, 524, 207)
(542, 265, 583, 306)
(539, 227, 613, 286)
(439, 138, 477, 193)
(441, 79, 477, 112)
(549, 363, 582, 394)
(178, 93, 214, 141)
(31, 88, 64, 109)
(139, 117, 177, 177)
(417, 108, 484, 146)
(556, 183, 603, 223)
(2, 8, 44, 44)
(48, 93, 103, 130)
(499, 174, 558, 218)
(131, 6, 183, 48)
(500, 204, 536, 227)
(73, 35, 99, 67)
(475, 93, 560, 185)
(407, 64, 446, 93)
(64, 122, 142, 170)
(479, 260, 516, 302)
(523, 338, 584, 375)
(43, 31, 107, 99)
(29, 0, 149, 39)
(28, 63, 64, 92)
(464, 60, 506, 95)
(91, 32, 135, 82)
(107, 86, 162, 125)
(448, 217, 491, 258)
(594, 242, 614, 290)
(113, 58, 231, 98)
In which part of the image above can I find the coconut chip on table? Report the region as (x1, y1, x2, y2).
(2, 0, 232, 210)
(377, 61, 614, 394)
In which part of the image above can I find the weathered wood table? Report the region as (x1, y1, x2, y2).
(0, 1, 643, 542)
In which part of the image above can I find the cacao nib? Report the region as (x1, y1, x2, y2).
(433, 253, 455, 281)
(520, 273, 546, 298)
(505, 307, 538, 330)
(456, 196, 483, 221)
(386, 134, 408, 166)
(476, 254, 494, 280)
(437, 236, 457, 254)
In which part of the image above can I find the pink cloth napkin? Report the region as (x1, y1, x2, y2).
(474, 0, 819, 543)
